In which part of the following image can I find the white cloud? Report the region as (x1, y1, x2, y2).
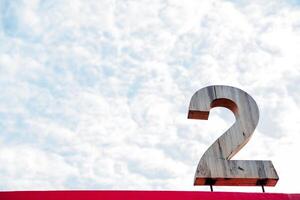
(0, 142, 77, 190)
(0, 0, 300, 193)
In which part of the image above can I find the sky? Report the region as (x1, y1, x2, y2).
(0, 0, 300, 193)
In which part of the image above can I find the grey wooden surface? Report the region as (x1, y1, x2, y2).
(188, 85, 279, 186)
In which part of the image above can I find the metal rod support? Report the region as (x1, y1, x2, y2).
(210, 185, 213, 192)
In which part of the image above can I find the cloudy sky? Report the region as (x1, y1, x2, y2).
(0, 0, 300, 193)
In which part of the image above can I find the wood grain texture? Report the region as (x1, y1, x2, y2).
(188, 85, 279, 186)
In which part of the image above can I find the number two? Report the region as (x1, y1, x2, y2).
(188, 85, 278, 186)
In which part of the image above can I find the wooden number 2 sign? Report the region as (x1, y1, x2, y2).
(188, 85, 279, 187)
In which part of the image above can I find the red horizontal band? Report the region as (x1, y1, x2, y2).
(0, 190, 299, 200)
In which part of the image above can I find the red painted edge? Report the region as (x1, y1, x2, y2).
(0, 191, 299, 200)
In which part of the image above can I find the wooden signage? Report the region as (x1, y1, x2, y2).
(188, 85, 279, 187)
